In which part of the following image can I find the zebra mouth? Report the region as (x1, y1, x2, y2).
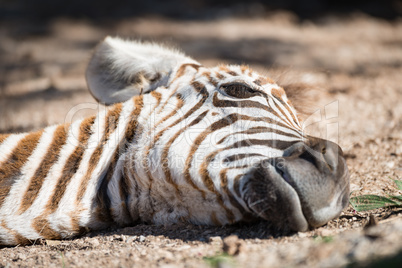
(244, 160, 309, 232)
(274, 163, 293, 186)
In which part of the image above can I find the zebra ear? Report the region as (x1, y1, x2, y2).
(86, 36, 200, 105)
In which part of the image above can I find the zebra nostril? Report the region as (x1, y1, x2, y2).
(299, 150, 317, 167)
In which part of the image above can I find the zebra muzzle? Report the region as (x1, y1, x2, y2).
(243, 138, 350, 232)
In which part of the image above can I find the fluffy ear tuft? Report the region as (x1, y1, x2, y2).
(86, 37, 199, 105)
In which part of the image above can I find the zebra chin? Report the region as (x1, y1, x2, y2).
(242, 138, 350, 232)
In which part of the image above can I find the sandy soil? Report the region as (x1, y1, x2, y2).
(0, 13, 402, 267)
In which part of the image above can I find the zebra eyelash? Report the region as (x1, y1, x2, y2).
(219, 83, 263, 99)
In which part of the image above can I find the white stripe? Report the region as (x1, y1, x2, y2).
(14, 120, 82, 240)
(48, 108, 107, 235)
(0, 126, 57, 239)
(0, 227, 14, 245)
(85, 95, 157, 227)
(106, 100, 137, 225)
(272, 96, 301, 130)
(0, 133, 27, 164)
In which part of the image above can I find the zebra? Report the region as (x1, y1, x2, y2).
(0, 37, 350, 246)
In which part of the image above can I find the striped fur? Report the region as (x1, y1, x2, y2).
(0, 38, 349, 245)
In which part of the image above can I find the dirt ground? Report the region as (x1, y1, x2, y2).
(0, 12, 402, 267)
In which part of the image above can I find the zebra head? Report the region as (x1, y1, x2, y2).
(86, 37, 350, 232)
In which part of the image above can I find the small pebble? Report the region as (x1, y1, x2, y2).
(317, 229, 333, 237)
(298, 232, 308, 238)
(126, 236, 138, 243)
(209, 236, 223, 244)
(89, 238, 100, 247)
(223, 235, 244, 256)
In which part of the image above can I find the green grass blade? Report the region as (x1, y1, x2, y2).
(350, 195, 399, 212)
(388, 195, 402, 202)
(204, 253, 235, 268)
(394, 180, 402, 191)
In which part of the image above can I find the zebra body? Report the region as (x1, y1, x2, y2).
(0, 37, 350, 245)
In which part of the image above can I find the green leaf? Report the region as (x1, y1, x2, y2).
(388, 195, 402, 202)
(349, 195, 400, 212)
(204, 253, 235, 268)
(313, 235, 334, 243)
(394, 180, 402, 191)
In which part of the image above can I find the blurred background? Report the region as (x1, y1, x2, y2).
(1, 0, 401, 20)
(0, 0, 401, 152)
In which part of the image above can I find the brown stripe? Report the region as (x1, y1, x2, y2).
(157, 81, 209, 189)
(44, 116, 95, 214)
(270, 95, 299, 129)
(215, 72, 224, 80)
(198, 152, 256, 223)
(31, 217, 62, 240)
(271, 87, 286, 99)
(0, 134, 10, 144)
(0, 130, 43, 207)
(172, 63, 201, 82)
(185, 114, 243, 195)
(19, 124, 69, 213)
(32, 117, 95, 238)
(201, 71, 218, 87)
(69, 215, 88, 237)
(233, 174, 244, 203)
(210, 211, 222, 225)
(150, 91, 162, 108)
(240, 65, 251, 74)
(155, 85, 181, 115)
(1, 220, 31, 245)
(95, 96, 144, 223)
(103, 103, 123, 145)
(143, 95, 185, 174)
(218, 65, 238, 76)
(255, 76, 275, 86)
(77, 104, 123, 205)
(261, 86, 299, 129)
(217, 126, 300, 145)
(195, 138, 295, 218)
(117, 164, 132, 223)
(223, 153, 265, 163)
(184, 113, 249, 199)
(199, 170, 236, 223)
(214, 90, 298, 130)
(199, 138, 294, 189)
(161, 110, 208, 194)
(159, 82, 209, 195)
(219, 169, 253, 219)
(254, 79, 262, 86)
(142, 96, 186, 207)
(124, 93, 162, 220)
(213, 93, 292, 129)
(185, 109, 295, 192)
(127, 96, 144, 141)
(157, 95, 184, 125)
(273, 90, 300, 127)
(228, 138, 295, 151)
(75, 104, 123, 226)
(213, 92, 270, 110)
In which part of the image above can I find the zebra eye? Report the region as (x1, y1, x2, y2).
(220, 83, 260, 99)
